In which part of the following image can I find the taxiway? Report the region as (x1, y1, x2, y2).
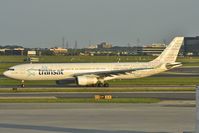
(0, 103, 195, 133)
(0, 91, 195, 100)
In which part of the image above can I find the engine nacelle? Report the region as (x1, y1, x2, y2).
(76, 76, 98, 86)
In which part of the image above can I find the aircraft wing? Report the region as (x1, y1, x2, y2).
(73, 67, 153, 78)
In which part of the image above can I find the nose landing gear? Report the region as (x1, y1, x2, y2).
(20, 80, 25, 88)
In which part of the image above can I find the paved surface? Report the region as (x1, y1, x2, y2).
(0, 91, 195, 100)
(0, 103, 195, 133)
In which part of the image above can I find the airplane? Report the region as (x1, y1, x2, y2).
(3, 37, 184, 87)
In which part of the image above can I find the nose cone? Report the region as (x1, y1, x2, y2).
(3, 71, 9, 77)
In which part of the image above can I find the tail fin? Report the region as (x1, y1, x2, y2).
(151, 37, 184, 64)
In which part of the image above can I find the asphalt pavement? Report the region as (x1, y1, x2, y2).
(0, 91, 195, 100)
(0, 103, 195, 133)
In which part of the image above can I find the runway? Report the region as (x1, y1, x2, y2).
(0, 91, 195, 100)
(0, 103, 195, 133)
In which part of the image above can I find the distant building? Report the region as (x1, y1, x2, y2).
(87, 45, 97, 49)
(4, 48, 24, 55)
(27, 51, 36, 56)
(0, 48, 8, 55)
(97, 42, 112, 49)
(14, 48, 24, 51)
(184, 36, 199, 55)
(141, 44, 166, 56)
(49, 47, 68, 55)
(0, 48, 9, 53)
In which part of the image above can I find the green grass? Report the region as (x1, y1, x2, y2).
(0, 98, 160, 103)
(0, 76, 198, 86)
(110, 77, 199, 85)
(177, 56, 199, 66)
(0, 55, 154, 63)
(0, 77, 55, 86)
(0, 56, 25, 63)
(0, 55, 199, 63)
(0, 87, 194, 93)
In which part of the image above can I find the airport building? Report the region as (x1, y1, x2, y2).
(4, 48, 24, 55)
(141, 43, 166, 56)
(84, 46, 142, 56)
(87, 45, 98, 49)
(49, 47, 68, 55)
(0, 48, 9, 55)
(97, 42, 112, 49)
(27, 51, 37, 56)
(183, 36, 199, 55)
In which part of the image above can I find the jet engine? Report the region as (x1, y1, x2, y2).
(76, 76, 98, 86)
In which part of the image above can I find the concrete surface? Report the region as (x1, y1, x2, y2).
(0, 103, 195, 133)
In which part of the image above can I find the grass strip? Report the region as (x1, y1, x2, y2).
(0, 87, 195, 93)
(0, 98, 160, 103)
(1, 77, 199, 86)
(109, 77, 199, 85)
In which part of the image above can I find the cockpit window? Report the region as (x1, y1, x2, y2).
(8, 68, 15, 71)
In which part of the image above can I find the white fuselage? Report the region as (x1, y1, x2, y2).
(3, 62, 167, 81)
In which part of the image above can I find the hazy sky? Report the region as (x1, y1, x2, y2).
(0, 0, 198, 48)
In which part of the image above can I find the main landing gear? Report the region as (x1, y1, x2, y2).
(91, 82, 109, 87)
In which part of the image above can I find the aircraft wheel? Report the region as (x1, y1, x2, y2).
(21, 84, 25, 88)
(103, 83, 109, 87)
(91, 84, 97, 87)
(97, 83, 104, 87)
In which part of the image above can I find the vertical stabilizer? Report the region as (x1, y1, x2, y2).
(151, 37, 184, 64)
